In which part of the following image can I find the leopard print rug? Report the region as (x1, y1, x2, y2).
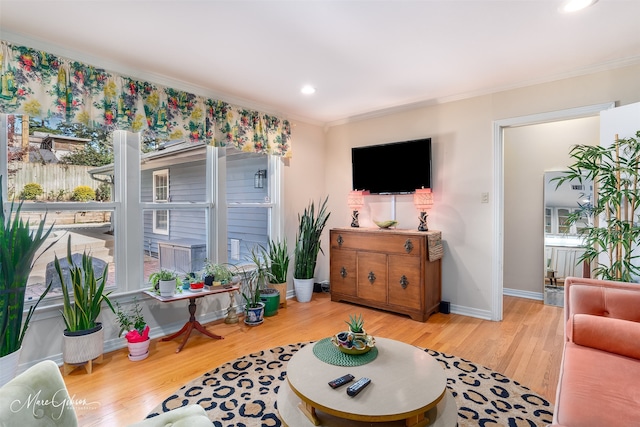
(147, 342, 553, 427)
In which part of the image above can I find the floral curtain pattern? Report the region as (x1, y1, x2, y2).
(0, 40, 291, 157)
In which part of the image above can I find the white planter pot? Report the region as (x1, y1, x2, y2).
(0, 347, 22, 387)
(127, 339, 150, 361)
(159, 279, 176, 297)
(63, 323, 104, 364)
(293, 277, 315, 303)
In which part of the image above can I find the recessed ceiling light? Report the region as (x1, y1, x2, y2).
(301, 85, 316, 95)
(559, 0, 598, 13)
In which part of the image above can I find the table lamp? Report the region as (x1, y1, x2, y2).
(413, 188, 433, 231)
(347, 190, 368, 227)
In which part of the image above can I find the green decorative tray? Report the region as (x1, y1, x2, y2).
(312, 337, 378, 367)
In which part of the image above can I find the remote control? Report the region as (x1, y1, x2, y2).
(346, 377, 371, 396)
(328, 374, 354, 388)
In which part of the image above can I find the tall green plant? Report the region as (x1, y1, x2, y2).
(55, 235, 114, 332)
(294, 197, 331, 280)
(266, 239, 289, 284)
(0, 176, 57, 357)
(554, 131, 640, 282)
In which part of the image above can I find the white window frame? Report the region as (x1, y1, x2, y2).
(152, 169, 169, 235)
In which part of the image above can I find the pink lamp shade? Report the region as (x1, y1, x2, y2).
(413, 188, 433, 211)
(347, 190, 368, 210)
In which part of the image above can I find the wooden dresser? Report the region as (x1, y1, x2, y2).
(329, 227, 442, 322)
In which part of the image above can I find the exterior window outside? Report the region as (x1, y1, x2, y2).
(152, 169, 169, 235)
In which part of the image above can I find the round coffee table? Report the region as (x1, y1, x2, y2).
(277, 337, 457, 426)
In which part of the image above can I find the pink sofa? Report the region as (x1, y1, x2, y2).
(551, 277, 640, 427)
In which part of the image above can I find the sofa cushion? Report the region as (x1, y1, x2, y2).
(570, 314, 640, 360)
(555, 342, 640, 427)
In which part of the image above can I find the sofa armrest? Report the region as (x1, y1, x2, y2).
(0, 360, 78, 426)
(127, 405, 210, 427)
(571, 313, 640, 359)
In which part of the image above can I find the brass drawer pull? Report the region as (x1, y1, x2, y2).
(368, 271, 376, 284)
(404, 239, 413, 254)
(337, 234, 343, 247)
(400, 275, 409, 289)
(340, 267, 347, 278)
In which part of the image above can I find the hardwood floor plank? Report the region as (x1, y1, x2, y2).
(60, 293, 563, 426)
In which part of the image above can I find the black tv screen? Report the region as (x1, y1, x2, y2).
(352, 138, 432, 194)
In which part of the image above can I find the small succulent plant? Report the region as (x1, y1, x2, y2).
(345, 314, 364, 333)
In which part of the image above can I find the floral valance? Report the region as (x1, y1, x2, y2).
(0, 41, 291, 157)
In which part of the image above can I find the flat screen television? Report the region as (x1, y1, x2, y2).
(351, 138, 432, 194)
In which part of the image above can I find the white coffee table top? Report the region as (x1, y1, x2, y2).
(286, 337, 447, 422)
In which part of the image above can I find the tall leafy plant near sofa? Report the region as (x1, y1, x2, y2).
(554, 131, 640, 281)
(0, 176, 56, 384)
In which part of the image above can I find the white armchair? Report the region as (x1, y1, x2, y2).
(0, 360, 211, 427)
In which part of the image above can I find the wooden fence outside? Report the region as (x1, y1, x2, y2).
(8, 163, 102, 200)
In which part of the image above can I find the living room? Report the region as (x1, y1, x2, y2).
(2, 1, 640, 426)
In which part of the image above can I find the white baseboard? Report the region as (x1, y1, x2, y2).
(503, 287, 544, 301)
(450, 304, 493, 320)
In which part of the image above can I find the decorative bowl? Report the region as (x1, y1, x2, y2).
(331, 332, 376, 355)
(374, 220, 398, 229)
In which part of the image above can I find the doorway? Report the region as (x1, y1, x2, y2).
(490, 102, 614, 321)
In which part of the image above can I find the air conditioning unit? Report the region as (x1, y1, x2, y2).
(159, 239, 206, 274)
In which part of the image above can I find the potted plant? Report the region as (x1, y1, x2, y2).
(293, 196, 331, 302)
(185, 273, 205, 292)
(115, 298, 150, 361)
(265, 239, 289, 309)
(239, 247, 274, 325)
(554, 132, 640, 281)
(203, 260, 233, 287)
(345, 313, 366, 338)
(0, 176, 57, 386)
(54, 235, 115, 370)
(149, 269, 179, 297)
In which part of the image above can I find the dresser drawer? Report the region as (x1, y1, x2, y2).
(331, 230, 422, 256)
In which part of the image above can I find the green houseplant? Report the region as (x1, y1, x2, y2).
(203, 260, 233, 286)
(265, 239, 289, 309)
(239, 247, 274, 325)
(149, 269, 179, 297)
(554, 131, 640, 282)
(0, 176, 57, 385)
(293, 197, 331, 302)
(54, 235, 115, 367)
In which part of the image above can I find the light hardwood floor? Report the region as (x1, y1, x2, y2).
(62, 293, 564, 426)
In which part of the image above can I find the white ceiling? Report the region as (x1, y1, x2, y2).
(1, 0, 640, 125)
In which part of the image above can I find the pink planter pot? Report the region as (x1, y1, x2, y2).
(127, 339, 150, 361)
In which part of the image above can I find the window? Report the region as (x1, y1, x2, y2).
(152, 169, 169, 235)
(225, 149, 273, 265)
(0, 114, 118, 304)
(1, 118, 285, 299)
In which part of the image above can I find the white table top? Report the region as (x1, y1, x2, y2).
(286, 337, 447, 421)
(143, 285, 238, 302)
